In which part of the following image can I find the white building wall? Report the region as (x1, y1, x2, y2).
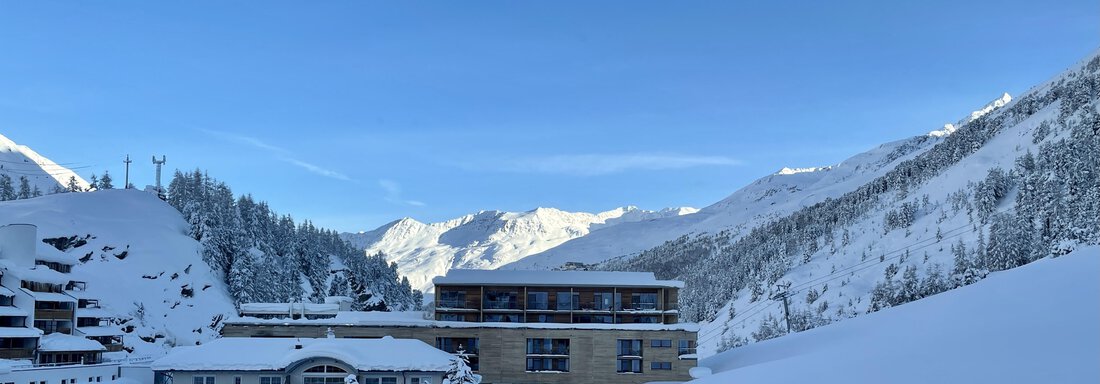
(0, 224, 37, 268)
(1, 363, 120, 384)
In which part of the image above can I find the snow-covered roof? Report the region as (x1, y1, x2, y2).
(0, 285, 14, 297)
(228, 310, 700, 332)
(151, 336, 455, 372)
(38, 332, 106, 352)
(22, 289, 76, 303)
(432, 269, 684, 288)
(77, 326, 124, 337)
(35, 242, 77, 265)
(323, 296, 353, 304)
(239, 303, 340, 314)
(0, 326, 42, 338)
(0, 305, 28, 316)
(0, 262, 71, 285)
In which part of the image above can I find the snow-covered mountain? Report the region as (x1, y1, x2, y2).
(613, 50, 1099, 358)
(0, 189, 237, 356)
(342, 206, 698, 293)
(0, 133, 90, 193)
(504, 97, 1011, 271)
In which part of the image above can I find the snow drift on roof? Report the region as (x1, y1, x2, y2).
(22, 290, 76, 303)
(39, 332, 107, 352)
(35, 242, 78, 265)
(0, 326, 42, 338)
(433, 269, 684, 288)
(0, 262, 71, 285)
(151, 336, 455, 372)
(76, 326, 124, 337)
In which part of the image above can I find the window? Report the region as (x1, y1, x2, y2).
(483, 290, 518, 309)
(526, 338, 569, 372)
(410, 379, 432, 384)
(233, 377, 241, 384)
(260, 378, 282, 384)
(556, 292, 579, 310)
(616, 359, 642, 373)
(592, 292, 620, 310)
(304, 379, 343, 384)
(632, 316, 659, 323)
(304, 365, 347, 373)
(439, 291, 466, 308)
(678, 339, 697, 355)
(362, 380, 379, 384)
(631, 293, 658, 310)
(651, 339, 672, 348)
(439, 313, 464, 321)
(650, 362, 672, 370)
(526, 357, 569, 372)
(574, 314, 612, 323)
(617, 339, 643, 357)
(192, 377, 214, 384)
(526, 291, 548, 310)
(380, 379, 397, 384)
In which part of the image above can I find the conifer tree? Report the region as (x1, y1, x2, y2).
(17, 176, 31, 199)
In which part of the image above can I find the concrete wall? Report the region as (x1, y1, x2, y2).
(221, 324, 697, 384)
(0, 224, 36, 268)
(1, 362, 120, 384)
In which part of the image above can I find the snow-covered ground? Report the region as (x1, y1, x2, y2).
(342, 206, 697, 293)
(0, 189, 237, 356)
(694, 246, 1100, 384)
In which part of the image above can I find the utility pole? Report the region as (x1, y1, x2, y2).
(152, 155, 167, 198)
(123, 155, 132, 189)
(771, 282, 793, 334)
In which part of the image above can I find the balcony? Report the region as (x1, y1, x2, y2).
(35, 308, 74, 320)
(436, 300, 470, 310)
(0, 347, 35, 359)
(482, 301, 520, 310)
(678, 347, 698, 357)
(577, 302, 618, 311)
(104, 343, 125, 352)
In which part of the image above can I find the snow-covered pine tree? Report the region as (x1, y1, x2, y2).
(99, 171, 114, 189)
(0, 174, 15, 201)
(66, 175, 82, 192)
(17, 176, 31, 199)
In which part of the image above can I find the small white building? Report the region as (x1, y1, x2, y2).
(151, 335, 456, 384)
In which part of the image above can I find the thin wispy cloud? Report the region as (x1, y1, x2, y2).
(199, 128, 353, 182)
(378, 179, 426, 207)
(477, 153, 742, 176)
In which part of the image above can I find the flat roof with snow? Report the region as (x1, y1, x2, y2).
(227, 310, 699, 332)
(38, 332, 107, 352)
(433, 269, 684, 288)
(151, 336, 454, 372)
(239, 303, 340, 315)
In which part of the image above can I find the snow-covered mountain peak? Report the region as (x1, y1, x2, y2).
(342, 204, 698, 292)
(0, 132, 91, 192)
(959, 92, 1012, 126)
(775, 166, 832, 176)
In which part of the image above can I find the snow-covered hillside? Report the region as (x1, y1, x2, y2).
(0, 133, 90, 193)
(342, 206, 697, 293)
(506, 109, 1001, 271)
(0, 190, 237, 356)
(616, 49, 1099, 358)
(693, 246, 1100, 384)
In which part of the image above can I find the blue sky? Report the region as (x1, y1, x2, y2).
(1, 1, 1096, 232)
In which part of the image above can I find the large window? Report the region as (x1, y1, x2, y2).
(192, 377, 214, 384)
(574, 314, 612, 324)
(410, 378, 432, 384)
(361, 379, 397, 384)
(631, 293, 658, 310)
(303, 379, 343, 384)
(260, 377, 282, 384)
(678, 339, 697, 356)
(556, 292, 579, 310)
(651, 339, 672, 348)
(617, 339, 643, 357)
(616, 359, 642, 373)
(436, 337, 479, 371)
(525, 338, 570, 372)
(439, 291, 466, 309)
(650, 362, 672, 370)
(526, 292, 548, 310)
(592, 292, 620, 310)
(483, 290, 518, 309)
(484, 314, 521, 322)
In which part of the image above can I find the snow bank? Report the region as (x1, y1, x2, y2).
(694, 246, 1100, 384)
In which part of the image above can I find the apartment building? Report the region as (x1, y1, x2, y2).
(223, 269, 698, 384)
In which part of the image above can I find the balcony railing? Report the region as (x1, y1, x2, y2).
(483, 301, 519, 310)
(104, 343, 125, 352)
(577, 302, 620, 311)
(678, 347, 697, 356)
(617, 348, 643, 357)
(624, 303, 659, 311)
(35, 308, 74, 320)
(437, 300, 467, 309)
(0, 347, 35, 359)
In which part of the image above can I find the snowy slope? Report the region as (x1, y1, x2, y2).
(0, 190, 237, 356)
(653, 49, 1100, 358)
(342, 206, 697, 293)
(693, 246, 1100, 384)
(0, 133, 90, 192)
